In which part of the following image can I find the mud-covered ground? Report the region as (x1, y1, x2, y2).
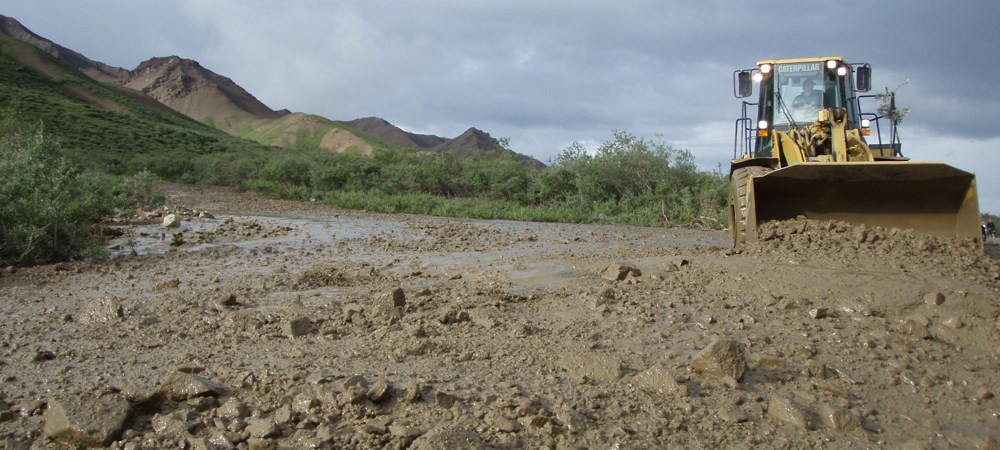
(1, 183, 998, 449)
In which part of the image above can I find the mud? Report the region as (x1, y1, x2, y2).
(1, 183, 998, 449)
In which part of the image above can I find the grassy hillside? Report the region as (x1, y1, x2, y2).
(0, 35, 274, 176)
(224, 112, 384, 155)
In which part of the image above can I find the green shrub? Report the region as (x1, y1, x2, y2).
(0, 114, 161, 266)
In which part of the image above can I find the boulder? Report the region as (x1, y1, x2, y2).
(159, 370, 226, 401)
(163, 214, 181, 228)
(371, 288, 406, 320)
(43, 393, 132, 447)
(367, 381, 392, 403)
(151, 411, 191, 438)
(691, 339, 749, 382)
(923, 291, 945, 306)
(632, 366, 689, 397)
(767, 396, 814, 430)
(217, 398, 251, 420)
(818, 404, 861, 431)
(246, 417, 279, 439)
(80, 296, 124, 324)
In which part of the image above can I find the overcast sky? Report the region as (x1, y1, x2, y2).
(5, 0, 1000, 214)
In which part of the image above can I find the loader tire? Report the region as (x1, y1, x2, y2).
(729, 166, 772, 249)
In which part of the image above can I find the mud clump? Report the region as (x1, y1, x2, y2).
(0, 185, 997, 448)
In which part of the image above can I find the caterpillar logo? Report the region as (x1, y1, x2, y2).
(777, 62, 821, 73)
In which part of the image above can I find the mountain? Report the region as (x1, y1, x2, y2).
(122, 56, 285, 127)
(340, 117, 447, 150)
(0, 30, 275, 172)
(0, 14, 543, 165)
(0, 14, 127, 83)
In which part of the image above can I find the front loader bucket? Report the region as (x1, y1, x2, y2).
(746, 162, 981, 242)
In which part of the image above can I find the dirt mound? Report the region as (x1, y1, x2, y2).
(747, 218, 999, 286)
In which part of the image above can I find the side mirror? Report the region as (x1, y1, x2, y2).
(736, 71, 753, 98)
(855, 65, 871, 92)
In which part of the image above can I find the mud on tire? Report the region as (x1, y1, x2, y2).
(729, 166, 773, 248)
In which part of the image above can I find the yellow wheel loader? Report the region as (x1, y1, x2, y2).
(729, 57, 980, 248)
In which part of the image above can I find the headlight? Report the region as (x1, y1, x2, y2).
(837, 66, 848, 76)
(759, 64, 772, 74)
(757, 120, 769, 129)
(826, 60, 838, 69)
(861, 119, 871, 128)
(752, 72, 763, 82)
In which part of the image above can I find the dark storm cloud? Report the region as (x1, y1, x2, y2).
(3, 0, 999, 212)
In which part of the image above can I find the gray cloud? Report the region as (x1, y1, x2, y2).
(4, 0, 999, 212)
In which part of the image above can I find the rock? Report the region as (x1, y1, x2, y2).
(217, 398, 251, 419)
(900, 318, 930, 339)
(80, 296, 124, 324)
(372, 288, 406, 320)
(199, 211, 216, 219)
(691, 339, 749, 382)
(32, 350, 56, 362)
(247, 438, 277, 450)
(435, 391, 459, 409)
(485, 411, 521, 432)
(440, 309, 471, 324)
(340, 375, 369, 404)
(152, 278, 181, 291)
(718, 406, 750, 424)
(809, 307, 830, 319)
(600, 264, 640, 281)
(215, 293, 240, 308)
(389, 423, 425, 439)
(43, 393, 132, 448)
(246, 417, 279, 439)
(292, 394, 318, 414)
(767, 396, 814, 430)
(632, 366, 689, 397)
(273, 404, 293, 425)
(410, 423, 482, 450)
(367, 381, 391, 403)
(159, 370, 226, 401)
(805, 360, 828, 379)
(923, 291, 945, 306)
(402, 382, 424, 402)
(163, 214, 181, 228)
(283, 316, 312, 337)
(151, 411, 191, 438)
(818, 404, 861, 431)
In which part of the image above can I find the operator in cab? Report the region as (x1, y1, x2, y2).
(791, 79, 822, 112)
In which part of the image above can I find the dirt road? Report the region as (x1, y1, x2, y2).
(1, 184, 998, 449)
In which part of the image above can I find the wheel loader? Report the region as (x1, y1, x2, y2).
(729, 56, 980, 248)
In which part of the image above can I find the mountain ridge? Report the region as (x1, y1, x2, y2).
(0, 14, 541, 165)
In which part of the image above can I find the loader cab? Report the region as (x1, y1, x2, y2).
(734, 58, 869, 159)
